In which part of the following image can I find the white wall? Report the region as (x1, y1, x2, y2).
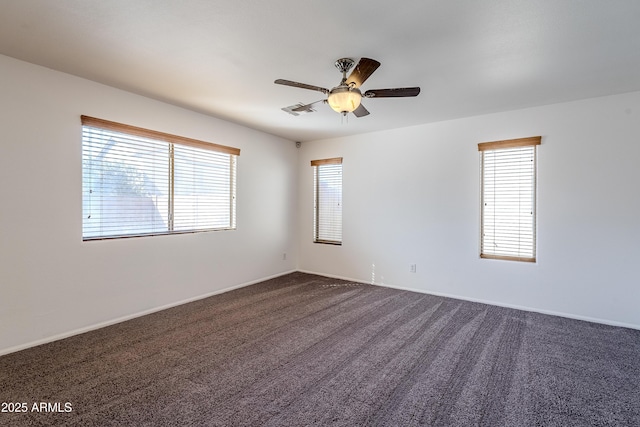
(298, 91, 640, 329)
(0, 54, 298, 354)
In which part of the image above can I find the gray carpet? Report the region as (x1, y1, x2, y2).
(1, 272, 639, 426)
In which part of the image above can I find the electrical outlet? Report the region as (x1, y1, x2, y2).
(410, 264, 417, 273)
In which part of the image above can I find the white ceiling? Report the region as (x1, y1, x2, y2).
(1, 0, 640, 142)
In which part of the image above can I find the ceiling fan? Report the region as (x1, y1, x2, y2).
(275, 57, 420, 117)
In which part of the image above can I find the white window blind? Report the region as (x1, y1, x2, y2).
(479, 137, 540, 262)
(311, 158, 343, 245)
(81, 116, 239, 240)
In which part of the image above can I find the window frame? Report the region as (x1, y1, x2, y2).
(311, 157, 343, 245)
(478, 136, 541, 262)
(81, 116, 240, 241)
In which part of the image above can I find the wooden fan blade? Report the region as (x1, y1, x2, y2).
(352, 103, 370, 117)
(346, 58, 381, 88)
(274, 79, 329, 95)
(292, 99, 326, 112)
(364, 87, 421, 98)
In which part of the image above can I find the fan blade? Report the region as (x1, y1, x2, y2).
(346, 58, 381, 88)
(352, 104, 370, 117)
(364, 87, 421, 98)
(274, 79, 329, 95)
(292, 99, 326, 112)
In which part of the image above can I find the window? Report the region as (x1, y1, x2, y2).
(311, 157, 342, 245)
(81, 116, 239, 240)
(479, 136, 540, 262)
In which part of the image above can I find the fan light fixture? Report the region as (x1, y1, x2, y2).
(328, 86, 362, 114)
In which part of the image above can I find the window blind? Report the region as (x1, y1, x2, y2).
(81, 116, 239, 240)
(311, 158, 342, 245)
(479, 137, 540, 262)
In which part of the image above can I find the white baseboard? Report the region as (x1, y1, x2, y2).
(298, 269, 640, 331)
(0, 270, 297, 357)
